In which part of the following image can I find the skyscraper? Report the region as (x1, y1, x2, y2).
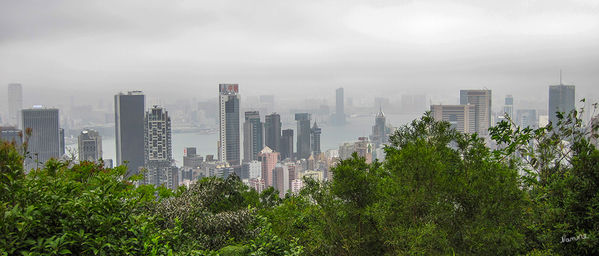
(311, 122, 321, 155)
(144, 105, 177, 189)
(115, 91, 145, 175)
(264, 113, 281, 152)
(370, 107, 390, 147)
(280, 129, 294, 160)
(295, 113, 311, 159)
(460, 90, 492, 135)
(78, 129, 102, 162)
(548, 83, 575, 125)
(504, 95, 514, 119)
(430, 104, 476, 134)
(259, 146, 279, 187)
(331, 87, 346, 125)
(22, 107, 60, 170)
(243, 111, 263, 162)
(219, 84, 241, 165)
(8, 83, 23, 128)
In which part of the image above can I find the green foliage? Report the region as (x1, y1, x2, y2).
(489, 101, 599, 255)
(0, 157, 172, 255)
(2, 106, 598, 255)
(154, 175, 258, 251)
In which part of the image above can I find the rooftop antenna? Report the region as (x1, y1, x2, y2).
(560, 69, 563, 85)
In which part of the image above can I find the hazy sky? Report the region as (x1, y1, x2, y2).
(1, 0, 598, 109)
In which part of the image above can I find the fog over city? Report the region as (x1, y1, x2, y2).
(1, 0, 598, 106)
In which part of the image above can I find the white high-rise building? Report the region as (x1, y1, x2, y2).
(8, 83, 23, 128)
(144, 105, 177, 189)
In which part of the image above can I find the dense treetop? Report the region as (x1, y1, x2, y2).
(1, 109, 598, 255)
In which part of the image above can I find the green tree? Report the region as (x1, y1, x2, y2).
(490, 102, 599, 255)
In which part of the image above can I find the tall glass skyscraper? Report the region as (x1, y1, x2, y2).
(265, 113, 281, 152)
(243, 111, 263, 162)
(115, 91, 145, 176)
(311, 122, 321, 155)
(219, 84, 241, 165)
(22, 107, 60, 170)
(295, 113, 311, 159)
(280, 129, 294, 160)
(548, 84, 575, 125)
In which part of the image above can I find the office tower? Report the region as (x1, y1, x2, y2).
(59, 128, 65, 157)
(22, 107, 60, 170)
(311, 122, 321, 155)
(183, 147, 203, 168)
(460, 90, 492, 135)
(243, 111, 263, 162)
(430, 104, 476, 134)
(0, 126, 22, 147)
(219, 84, 241, 165)
(504, 95, 514, 119)
(78, 129, 102, 162)
(8, 83, 23, 128)
(295, 113, 311, 159)
(258, 146, 279, 187)
(115, 91, 145, 175)
(280, 129, 294, 160)
(331, 87, 346, 125)
(516, 109, 538, 129)
(264, 113, 281, 152)
(370, 108, 390, 147)
(144, 105, 176, 189)
(549, 82, 575, 125)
